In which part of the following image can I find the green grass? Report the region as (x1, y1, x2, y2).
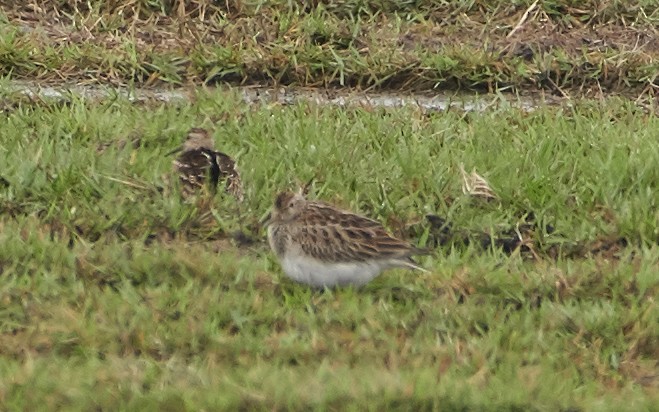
(0, 0, 657, 94)
(0, 89, 657, 410)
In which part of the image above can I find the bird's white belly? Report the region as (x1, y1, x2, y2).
(280, 255, 384, 287)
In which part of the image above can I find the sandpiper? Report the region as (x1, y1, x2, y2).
(169, 127, 243, 200)
(261, 190, 429, 287)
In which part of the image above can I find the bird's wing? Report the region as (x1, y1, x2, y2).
(213, 152, 238, 177)
(213, 151, 244, 201)
(294, 203, 422, 263)
(174, 149, 217, 188)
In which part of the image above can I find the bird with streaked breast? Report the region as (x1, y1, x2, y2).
(261, 190, 429, 288)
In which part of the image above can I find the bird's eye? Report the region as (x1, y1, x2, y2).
(288, 202, 294, 208)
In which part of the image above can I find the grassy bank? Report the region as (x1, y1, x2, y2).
(0, 89, 657, 409)
(0, 0, 658, 96)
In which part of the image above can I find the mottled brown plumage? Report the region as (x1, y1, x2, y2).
(263, 191, 429, 287)
(171, 128, 243, 200)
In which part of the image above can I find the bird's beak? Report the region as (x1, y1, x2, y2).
(166, 146, 183, 156)
(259, 210, 272, 228)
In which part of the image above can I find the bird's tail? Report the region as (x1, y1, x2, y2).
(397, 258, 430, 273)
